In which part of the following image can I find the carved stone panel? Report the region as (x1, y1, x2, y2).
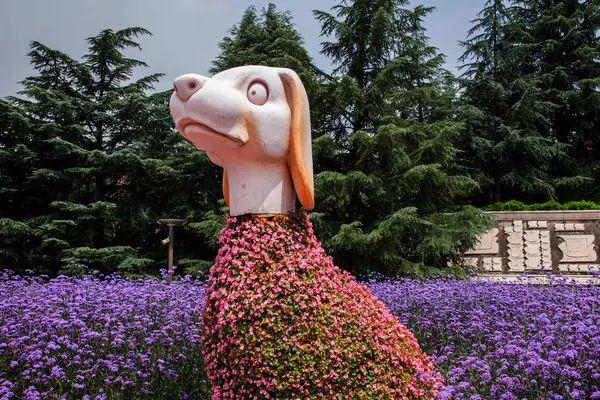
(541, 230, 552, 268)
(523, 229, 551, 270)
(524, 230, 542, 270)
(508, 258, 526, 272)
(461, 257, 479, 268)
(482, 257, 503, 272)
(464, 211, 600, 275)
(506, 220, 525, 272)
(465, 228, 500, 255)
(555, 223, 585, 231)
(527, 221, 548, 229)
(558, 264, 600, 273)
(557, 234, 597, 263)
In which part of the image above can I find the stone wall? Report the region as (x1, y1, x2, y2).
(462, 211, 600, 274)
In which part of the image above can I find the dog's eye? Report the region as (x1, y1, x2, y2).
(247, 81, 268, 106)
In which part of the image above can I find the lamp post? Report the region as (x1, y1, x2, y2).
(159, 219, 185, 279)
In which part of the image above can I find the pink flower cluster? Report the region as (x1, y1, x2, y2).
(202, 212, 443, 399)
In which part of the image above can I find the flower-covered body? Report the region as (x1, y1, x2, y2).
(202, 212, 442, 399)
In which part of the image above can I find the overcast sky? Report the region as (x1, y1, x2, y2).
(0, 0, 484, 97)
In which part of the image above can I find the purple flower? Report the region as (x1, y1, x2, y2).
(2, 268, 599, 399)
(0, 270, 208, 398)
(366, 277, 600, 399)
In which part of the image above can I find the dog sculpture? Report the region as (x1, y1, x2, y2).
(170, 66, 442, 399)
(170, 66, 313, 217)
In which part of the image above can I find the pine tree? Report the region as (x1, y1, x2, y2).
(506, 0, 600, 198)
(0, 28, 157, 274)
(211, 4, 314, 75)
(311, 0, 495, 276)
(0, 99, 45, 269)
(0, 28, 223, 275)
(456, 0, 580, 204)
(509, 0, 600, 152)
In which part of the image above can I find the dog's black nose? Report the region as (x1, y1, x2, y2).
(173, 74, 207, 102)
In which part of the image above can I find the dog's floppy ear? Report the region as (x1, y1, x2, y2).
(279, 69, 314, 210)
(223, 170, 230, 207)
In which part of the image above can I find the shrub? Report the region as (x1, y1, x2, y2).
(201, 212, 443, 399)
(527, 200, 564, 210)
(482, 200, 600, 211)
(483, 200, 528, 211)
(563, 200, 600, 210)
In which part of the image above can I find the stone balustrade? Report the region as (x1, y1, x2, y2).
(462, 211, 600, 274)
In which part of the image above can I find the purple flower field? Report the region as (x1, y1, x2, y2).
(1, 269, 599, 399)
(369, 276, 600, 400)
(0, 270, 211, 400)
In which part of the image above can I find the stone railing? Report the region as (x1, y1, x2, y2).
(462, 211, 600, 274)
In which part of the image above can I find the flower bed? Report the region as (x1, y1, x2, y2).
(1, 270, 599, 399)
(367, 276, 600, 400)
(0, 270, 211, 399)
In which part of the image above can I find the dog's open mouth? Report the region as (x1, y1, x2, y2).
(176, 118, 245, 145)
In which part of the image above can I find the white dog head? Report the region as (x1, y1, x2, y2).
(169, 66, 314, 216)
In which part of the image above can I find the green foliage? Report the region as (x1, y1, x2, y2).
(211, 4, 312, 75)
(484, 200, 528, 211)
(61, 247, 153, 277)
(483, 199, 600, 211)
(507, 0, 600, 160)
(185, 200, 228, 249)
(0, 28, 222, 276)
(309, 0, 495, 276)
(563, 200, 600, 210)
(1, 0, 598, 278)
(507, 0, 600, 201)
(0, 218, 39, 268)
(456, 0, 586, 204)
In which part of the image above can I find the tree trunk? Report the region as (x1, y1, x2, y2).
(494, 184, 502, 203)
(494, 162, 502, 203)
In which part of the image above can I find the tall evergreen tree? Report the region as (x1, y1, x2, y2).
(456, 0, 578, 204)
(211, 4, 314, 76)
(0, 99, 43, 268)
(0, 28, 222, 275)
(506, 0, 600, 198)
(509, 0, 600, 153)
(311, 0, 494, 276)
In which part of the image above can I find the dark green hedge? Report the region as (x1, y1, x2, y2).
(447, 200, 600, 212)
(483, 200, 600, 211)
